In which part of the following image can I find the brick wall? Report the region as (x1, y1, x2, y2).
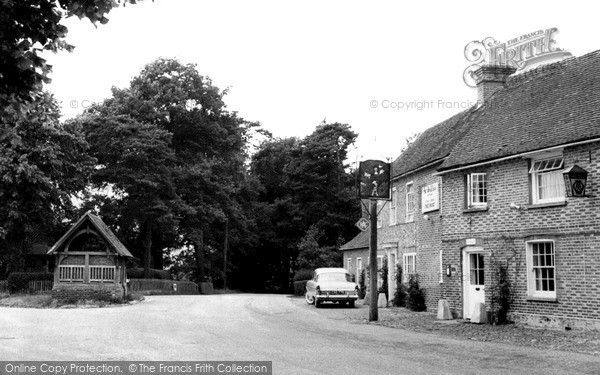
(52, 283, 125, 303)
(440, 143, 600, 326)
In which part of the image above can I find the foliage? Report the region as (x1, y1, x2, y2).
(293, 269, 314, 282)
(295, 226, 341, 270)
(293, 280, 308, 296)
(358, 268, 366, 299)
(0, 0, 134, 105)
(488, 234, 518, 325)
(406, 274, 426, 311)
(379, 257, 388, 301)
(392, 263, 407, 307)
(0, 93, 94, 278)
(127, 268, 172, 280)
(78, 58, 258, 283)
(7, 272, 53, 294)
(248, 122, 360, 292)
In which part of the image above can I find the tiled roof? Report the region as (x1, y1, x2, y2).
(48, 211, 133, 257)
(439, 50, 600, 171)
(391, 109, 473, 178)
(339, 230, 369, 251)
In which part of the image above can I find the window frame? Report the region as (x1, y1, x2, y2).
(357, 257, 363, 276)
(347, 257, 352, 272)
(405, 182, 415, 223)
(403, 252, 416, 282)
(526, 240, 557, 300)
(529, 157, 565, 204)
(389, 187, 398, 225)
(466, 172, 488, 208)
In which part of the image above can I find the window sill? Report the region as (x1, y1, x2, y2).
(462, 206, 488, 213)
(525, 201, 567, 210)
(526, 296, 558, 302)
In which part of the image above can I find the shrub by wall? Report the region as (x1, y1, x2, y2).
(293, 269, 313, 282)
(7, 272, 53, 294)
(128, 279, 198, 295)
(293, 280, 308, 296)
(126, 268, 172, 280)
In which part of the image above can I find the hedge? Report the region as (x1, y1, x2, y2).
(126, 268, 172, 280)
(293, 280, 308, 296)
(128, 279, 198, 295)
(7, 272, 53, 294)
(293, 269, 313, 282)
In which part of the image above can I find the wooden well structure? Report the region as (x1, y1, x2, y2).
(47, 211, 133, 301)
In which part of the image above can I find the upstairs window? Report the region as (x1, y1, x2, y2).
(467, 173, 488, 208)
(530, 157, 565, 204)
(389, 187, 398, 225)
(406, 182, 415, 222)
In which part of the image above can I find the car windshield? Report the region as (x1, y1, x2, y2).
(318, 273, 352, 282)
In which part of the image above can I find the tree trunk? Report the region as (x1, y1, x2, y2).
(142, 221, 152, 279)
(194, 229, 205, 281)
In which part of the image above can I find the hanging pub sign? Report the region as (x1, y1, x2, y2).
(562, 165, 588, 197)
(357, 160, 391, 199)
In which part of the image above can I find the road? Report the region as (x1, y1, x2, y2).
(1, 294, 599, 374)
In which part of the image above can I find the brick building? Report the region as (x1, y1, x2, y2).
(341, 50, 600, 328)
(437, 52, 600, 329)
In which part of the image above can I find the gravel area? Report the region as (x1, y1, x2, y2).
(300, 299, 600, 356)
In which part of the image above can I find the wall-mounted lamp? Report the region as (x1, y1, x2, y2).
(562, 165, 588, 197)
(423, 214, 430, 221)
(508, 202, 521, 210)
(446, 264, 452, 277)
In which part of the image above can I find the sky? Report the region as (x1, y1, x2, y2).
(44, 0, 600, 164)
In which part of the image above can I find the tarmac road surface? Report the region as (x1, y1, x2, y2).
(1, 294, 599, 374)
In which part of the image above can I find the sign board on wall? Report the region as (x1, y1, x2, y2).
(421, 182, 439, 212)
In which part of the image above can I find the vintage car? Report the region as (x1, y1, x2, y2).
(305, 267, 359, 308)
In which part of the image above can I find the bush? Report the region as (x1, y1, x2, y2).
(293, 280, 308, 296)
(358, 268, 366, 299)
(490, 264, 511, 324)
(406, 274, 426, 311)
(379, 258, 388, 301)
(293, 269, 313, 282)
(7, 272, 53, 294)
(126, 268, 172, 280)
(392, 264, 407, 307)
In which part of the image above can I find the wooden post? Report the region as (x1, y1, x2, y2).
(369, 198, 378, 321)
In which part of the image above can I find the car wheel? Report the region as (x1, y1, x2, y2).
(315, 299, 321, 308)
(348, 300, 355, 308)
(305, 290, 315, 305)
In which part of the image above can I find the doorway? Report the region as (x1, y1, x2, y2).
(462, 247, 485, 319)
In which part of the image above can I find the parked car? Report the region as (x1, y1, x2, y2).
(305, 268, 359, 308)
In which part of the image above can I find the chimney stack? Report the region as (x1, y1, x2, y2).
(474, 65, 517, 107)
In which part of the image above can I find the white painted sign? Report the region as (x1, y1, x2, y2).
(421, 182, 439, 213)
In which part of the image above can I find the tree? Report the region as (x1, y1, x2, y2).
(0, 0, 135, 107)
(0, 92, 94, 277)
(248, 122, 360, 291)
(77, 113, 180, 278)
(82, 58, 257, 282)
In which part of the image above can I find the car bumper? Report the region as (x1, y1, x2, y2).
(315, 294, 358, 302)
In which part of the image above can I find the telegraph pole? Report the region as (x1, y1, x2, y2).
(369, 198, 378, 321)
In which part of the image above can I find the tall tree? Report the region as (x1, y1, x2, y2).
(249, 122, 360, 291)
(0, 92, 94, 277)
(77, 114, 180, 278)
(82, 58, 257, 281)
